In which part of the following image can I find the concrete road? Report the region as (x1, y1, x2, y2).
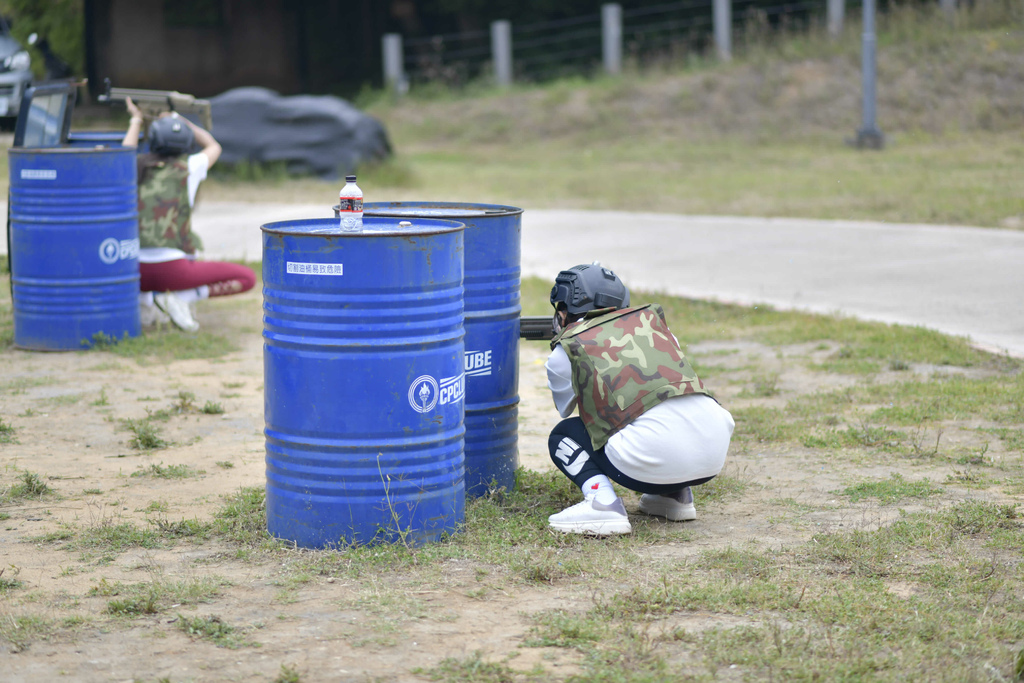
(4, 201, 1023, 357)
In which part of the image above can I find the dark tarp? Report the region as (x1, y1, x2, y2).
(210, 86, 392, 179)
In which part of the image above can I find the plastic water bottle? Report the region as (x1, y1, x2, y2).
(338, 175, 363, 232)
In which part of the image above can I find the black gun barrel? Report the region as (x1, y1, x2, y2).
(520, 316, 555, 341)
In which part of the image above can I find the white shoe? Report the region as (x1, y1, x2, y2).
(639, 487, 696, 522)
(548, 496, 632, 536)
(139, 302, 171, 327)
(154, 291, 200, 332)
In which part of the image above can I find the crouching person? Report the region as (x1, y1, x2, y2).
(545, 264, 735, 535)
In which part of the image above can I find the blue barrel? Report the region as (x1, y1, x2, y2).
(8, 147, 141, 350)
(365, 203, 522, 497)
(262, 216, 466, 548)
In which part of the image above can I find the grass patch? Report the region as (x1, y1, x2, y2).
(214, 486, 272, 549)
(273, 664, 303, 683)
(980, 427, 1024, 453)
(3, 471, 53, 503)
(90, 328, 237, 364)
(0, 613, 54, 652)
(865, 373, 1024, 425)
(201, 400, 225, 415)
(122, 417, 169, 450)
(738, 372, 781, 398)
(106, 590, 160, 616)
(32, 520, 165, 557)
(415, 651, 524, 681)
(75, 521, 162, 553)
(252, 468, 744, 588)
(177, 614, 259, 649)
(0, 567, 23, 593)
(0, 417, 17, 444)
(93, 576, 225, 617)
(523, 499, 1024, 681)
(838, 473, 945, 504)
(148, 516, 213, 539)
(130, 463, 203, 480)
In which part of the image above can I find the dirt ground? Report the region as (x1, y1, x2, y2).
(0, 286, 1017, 682)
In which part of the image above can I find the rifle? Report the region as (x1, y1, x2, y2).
(520, 316, 556, 341)
(97, 78, 213, 131)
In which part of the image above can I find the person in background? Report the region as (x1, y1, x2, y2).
(122, 97, 256, 331)
(544, 263, 735, 535)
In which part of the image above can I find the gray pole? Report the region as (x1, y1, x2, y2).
(827, 0, 845, 38)
(853, 0, 884, 148)
(381, 33, 407, 96)
(602, 3, 623, 76)
(491, 20, 513, 87)
(940, 0, 957, 15)
(713, 0, 732, 61)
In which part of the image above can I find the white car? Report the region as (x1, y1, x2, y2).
(0, 17, 32, 123)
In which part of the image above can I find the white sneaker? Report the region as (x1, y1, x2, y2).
(139, 302, 171, 327)
(639, 487, 697, 522)
(154, 291, 200, 332)
(548, 496, 632, 536)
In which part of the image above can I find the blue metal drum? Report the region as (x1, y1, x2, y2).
(8, 147, 141, 350)
(262, 216, 466, 548)
(365, 202, 522, 497)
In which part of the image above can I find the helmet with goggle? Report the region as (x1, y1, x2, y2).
(549, 263, 630, 316)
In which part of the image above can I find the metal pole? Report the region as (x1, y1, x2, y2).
(491, 20, 513, 87)
(602, 3, 622, 76)
(382, 33, 407, 96)
(713, 0, 732, 61)
(827, 0, 845, 38)
(940, 0, 957, 15)
(854, 0, 884, 148)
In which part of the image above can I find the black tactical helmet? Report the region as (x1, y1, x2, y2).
(148, 115, 194, 156)
(550, 263, 630, 316)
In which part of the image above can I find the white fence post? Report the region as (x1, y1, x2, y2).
(491, 20, 513, 87)
(827, 0, 845, 37)
(382, 33, 407, 96)
(713, 0, 732, 61)
(602, 4, 622, 76)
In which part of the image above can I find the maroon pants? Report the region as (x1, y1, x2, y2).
(140, 259, 257, 297)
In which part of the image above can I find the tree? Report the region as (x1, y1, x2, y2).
(0, 0, 85, 80)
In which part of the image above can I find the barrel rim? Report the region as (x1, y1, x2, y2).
(8, 146, 136, 155)
(261, 216, 466, 237)
(363, 201, 524, 219)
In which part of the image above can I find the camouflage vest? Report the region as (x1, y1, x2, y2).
(551, 304, 712, 449)
(137, 158, 203, 254)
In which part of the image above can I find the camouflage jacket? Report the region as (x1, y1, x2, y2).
(551, 304, 712, 449)
(137, 158, 203, 254)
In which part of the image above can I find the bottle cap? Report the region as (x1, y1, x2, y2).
(345, 175, 357, 182)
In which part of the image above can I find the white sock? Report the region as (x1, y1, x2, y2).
(581, 475, 618, 505)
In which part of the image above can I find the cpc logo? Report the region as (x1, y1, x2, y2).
(407, 373, 465, 413)
(99, 237, 140, 264)
(408, 375, 439, 413)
